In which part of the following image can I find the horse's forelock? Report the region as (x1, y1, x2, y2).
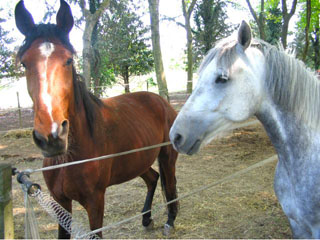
(17, 23, 75, 59)
(198, 39, 239, 76)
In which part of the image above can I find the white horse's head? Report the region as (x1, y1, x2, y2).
(170, 21, 266, 155)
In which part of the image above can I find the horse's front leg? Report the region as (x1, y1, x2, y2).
(82, 191, 105, 238)
(140, 167, 159, 229)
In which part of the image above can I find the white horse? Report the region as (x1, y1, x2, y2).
(170, 21, 320, 238)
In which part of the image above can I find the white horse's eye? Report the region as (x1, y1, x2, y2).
(215, 74, 228, 84)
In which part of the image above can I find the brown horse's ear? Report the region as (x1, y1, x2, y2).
(15, 0, 35, 36)
(56, 0, 74, 34)
(237, 20, 252, 51)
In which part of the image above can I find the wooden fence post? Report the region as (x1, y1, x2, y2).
(0, 163, 14, 239)
(16, 92, 22, 128)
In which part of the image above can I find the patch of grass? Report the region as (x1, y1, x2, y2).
(4, 129, 32, 139)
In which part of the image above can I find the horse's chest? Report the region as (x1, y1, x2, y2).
(274, 159, 320, 226)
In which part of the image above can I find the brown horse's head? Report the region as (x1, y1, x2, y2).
(15, 0, 75, 157)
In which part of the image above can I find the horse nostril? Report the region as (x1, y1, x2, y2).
(174, 133, 183, 147)
(33, 130, 48, 148)
(60, 120, 69, 137)
(59, 120, 69, 137)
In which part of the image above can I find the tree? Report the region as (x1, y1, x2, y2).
(310, 8, 320, 69)
(265, 2, 282, 45)
(280, 0, 298, 49)
(244, 0, 297, 48)
(76, 0, 111, 87)
(148, 0, 169, 101)
(193, 0, 235, 67)
(245, 0, 266, 40)
(182, 0, 197, 93)
(302, 0, 311, 61)
(97, 0, 154, 93)
(0, 9, 18, 81)
(294, 0, 320, 69)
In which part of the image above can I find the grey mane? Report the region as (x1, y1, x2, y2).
(198, 37, 320, 129)
(261, 41, 319, 129)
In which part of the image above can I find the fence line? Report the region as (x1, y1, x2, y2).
(22, 120, 259, 175)
(19, 153, 277, 238)
(79, 154, 278, 237)
(27, 142, 171, 174)
(0, 107, 32, 114)
(16, 119, 262, 238)
(0, 92, 191, 135)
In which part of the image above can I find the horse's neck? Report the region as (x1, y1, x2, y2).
(67, 104, 100, 158)
(256, 100, 320, 166)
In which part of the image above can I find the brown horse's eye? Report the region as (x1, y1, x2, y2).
(21, 62, 26, 69)
(66, 58, 73, 66)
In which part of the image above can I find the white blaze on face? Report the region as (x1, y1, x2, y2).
(39, 42, 57, 134)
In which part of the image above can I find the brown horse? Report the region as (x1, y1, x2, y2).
(15, 0, 178, 238)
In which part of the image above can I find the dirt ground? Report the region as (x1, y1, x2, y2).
(0, 93, 291, 239)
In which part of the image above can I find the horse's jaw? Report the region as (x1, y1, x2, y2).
(170, 111, 234, 155)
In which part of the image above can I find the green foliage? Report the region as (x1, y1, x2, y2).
(248, 0, 282, 45)
(265, 2, 282, 45)
(96, 0, 154, 91)
(0, 9, 19, 81)
(192, 0, 235, 68)
(146, 77, 157, 87)
(297, 0, 320, 31)
(293, 0, 320, 69)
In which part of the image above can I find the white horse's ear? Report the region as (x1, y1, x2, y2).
(237, 21, 252, 51)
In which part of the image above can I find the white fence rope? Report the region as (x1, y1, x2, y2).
(18, 119, 263, 238)
(27, 142, 171, 174)
(23, 120, 259, 175)
(79, 154, 278, 238)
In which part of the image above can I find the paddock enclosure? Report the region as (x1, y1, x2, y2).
(0, 94, 291, 238)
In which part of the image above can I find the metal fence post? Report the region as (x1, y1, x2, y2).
(0, 163, 14, 239)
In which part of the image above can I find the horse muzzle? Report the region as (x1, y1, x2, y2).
(33, 120, 69, 157)
(170, 127, 202, 155)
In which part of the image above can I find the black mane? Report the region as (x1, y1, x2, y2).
(72, 68, 104, 137)
(17, 23, 103, 137)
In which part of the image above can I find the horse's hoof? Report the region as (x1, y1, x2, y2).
(163, 223, 174, 236)
(143, 219, 154, 231)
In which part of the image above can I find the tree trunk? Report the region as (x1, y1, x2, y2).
(182, 0, 197, 94)
(78, 0, 111, 88)
(312, 26, 320, 69)
(92, 50, 101, 97)
(281, 0, 298, 49)
(90, 1, 102, 97)
(186, 16, 193, 93)
(82, 20, 95, 88)
(281, 19, 289, 49)
(123, 67, 130, 93)
(148, 0, 169, 102)
(245, 0, 266, 41)
(302, 0, 311, 62)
